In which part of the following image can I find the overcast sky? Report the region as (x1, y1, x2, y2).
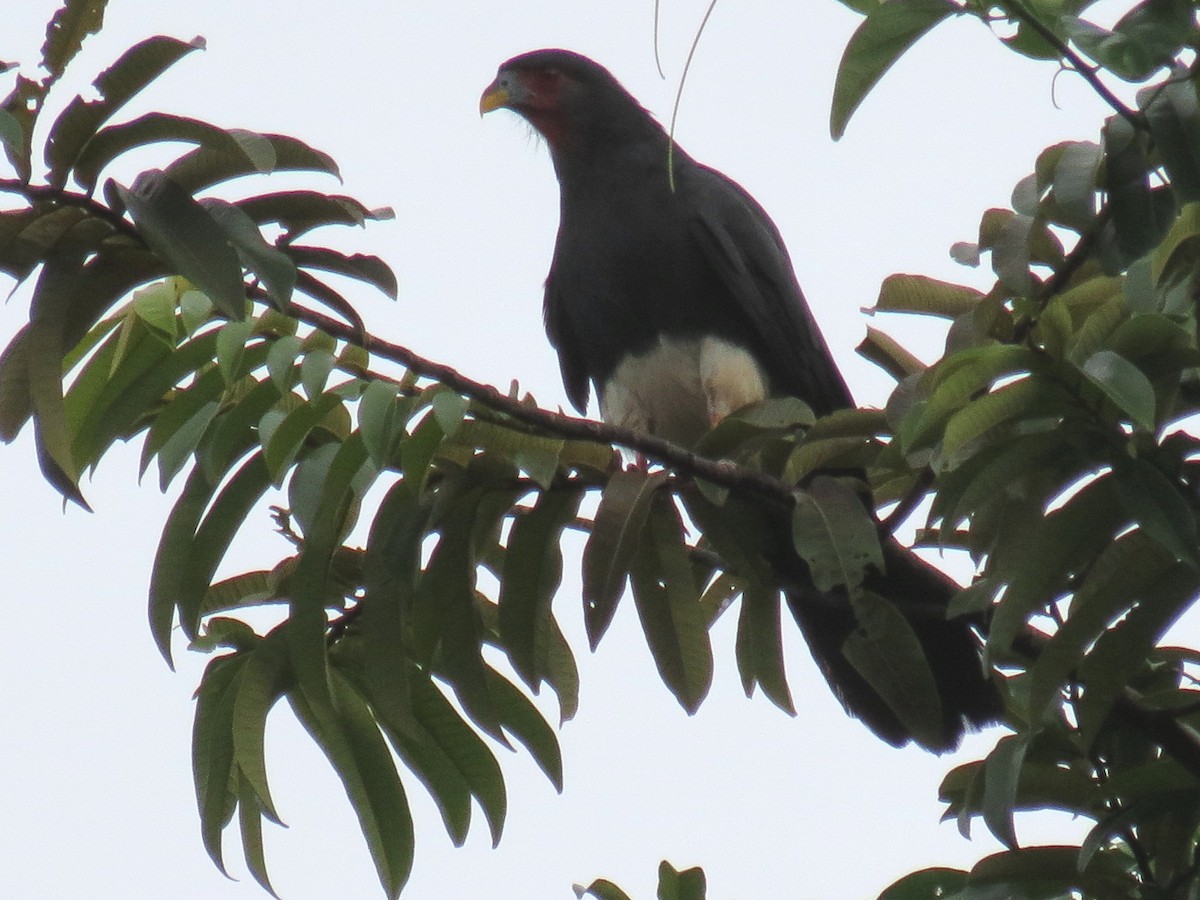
(1, 2, 1125, 898)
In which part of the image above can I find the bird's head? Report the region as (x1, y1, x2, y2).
(480, 49, 662, 154)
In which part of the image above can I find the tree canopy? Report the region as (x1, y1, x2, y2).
(4, 1, 1200, 897)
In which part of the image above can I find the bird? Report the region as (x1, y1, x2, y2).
(480, 48, 1001, 752)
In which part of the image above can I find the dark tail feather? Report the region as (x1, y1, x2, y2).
(784, 538, 1002, 753)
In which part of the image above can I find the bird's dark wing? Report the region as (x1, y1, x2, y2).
(684, 163, 855, 416)
(543, 267, 592, 414)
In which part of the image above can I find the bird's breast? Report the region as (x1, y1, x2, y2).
(599, 334, 768, 447)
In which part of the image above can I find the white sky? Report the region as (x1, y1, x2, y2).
(1, 2, 1125, 898)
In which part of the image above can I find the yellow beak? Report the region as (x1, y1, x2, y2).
(479, 80, 510, 116)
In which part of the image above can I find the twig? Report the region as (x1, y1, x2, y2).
(999, 0, 1144, 130)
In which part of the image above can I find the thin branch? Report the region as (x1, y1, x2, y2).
(1000, 0, 1144, 130)
(0, 177, 144, 244)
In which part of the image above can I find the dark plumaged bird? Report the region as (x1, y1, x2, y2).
(480, 49, 1001, 751)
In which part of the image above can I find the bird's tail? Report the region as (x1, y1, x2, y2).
(784, 539, 1002, 753)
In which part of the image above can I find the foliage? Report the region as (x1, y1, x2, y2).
(5, 0, 1200, 898)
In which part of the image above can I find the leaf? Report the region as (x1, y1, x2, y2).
(856, 325, 926, 382)
(873, 273, 984, 319)
(574, 879, 634, 900)
(938, 375, 1047, 465)
(286, 245, 398, 300)
(236, 770, 280, 900)
(115, 170, 246, 319)
(1115, 459, 1199, 566)
(404, 665, 506, 845)
(40, 0, 107, 87)
(1027, 532, 1173, 721)
(231, 628, 290, 824)
(192, 652, 248, 875)
(358, 378, 402, 468)
(791, 475, 883, 593)
(1102, 114, 1163, 264)
(1142, 67, 1200, 204)
(981, 735, 1028, 849)
(202, 198, 296, 309)
(499, 489, 581, 688)
(735, 582, 794, 714)
(582, 468, 668, 649)
(629, 496, 712, 714)
(1081, 348, 1156, 430)
(236, 190, 393, 239)
(830, 0, 958, 139)
(72, 113, 274, 193)
(45, 35, 205, 186)
(165, 131, 339, 195)
(842, 590, 945, 751)
(289, 670, 414, 899)
(657, 860, 707, 900)
(486, 668, 563, 791)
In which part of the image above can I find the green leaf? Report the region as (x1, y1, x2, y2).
(485, 668, 563, 791)
(358, 379, 402, 468)
(289, 670, 414, 898)
(202, 198, 296, 309)
(830, 0, 958, 139)
(232, 628, 291, 824)
(115, 170, 246, 319)
(735, 583, 794, 714)
(1102, 114, 1166, 264)
(262, 391, 342, 480)
(1142, 67, 1200, 203)
(981, 735, 1028, 849)
(582, 468, 668, 649)
(1076, 564, 1200, 745)
(575, 879, 634, 900)
(236, 770, 280, 900)
(235, 190, 391, 238)
(1, 75, 46, 181)
(192, 652, 248, 875)
(41, 0, 108, 87)
(418, 493, 502, 740)
(657, 860, 707, 900)
(165, 132, 338, 195)
(405, 664, 506, 845)
(874, 273, 985, 319)
(1116, 460, 1199, 566)
(938, 375, 1048, 465)
(300, 349, 335, 399)
(842, 590, 945, 751)
(1081, 348, 1156, 430)
(791, 475, 883, 593)
(1027, 531, 1173, 721)
(286, 245, 398, 301)
(499, 489, 581, 688)
(45, 35, 205, 186)
(629, 495, 712, 714)
(72, 113, 274, 193)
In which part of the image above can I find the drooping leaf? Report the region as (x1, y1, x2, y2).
(499, 488, 581, 688)
(734, 582, 794, 714)
(830, 0, 958, 139)
(165, 132, 338, 195)
(289, 670, 414, 899)
(582, 468, 668, 649)
(629, 495, 712, 714)
(791, 475, 883, 593)
(1081, 348, 1156, 431)
(115, 170, 246, 319)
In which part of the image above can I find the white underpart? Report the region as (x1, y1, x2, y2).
(599, 335, 768, 447)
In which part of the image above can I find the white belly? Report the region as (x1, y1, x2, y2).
(599, 334, 768, 447)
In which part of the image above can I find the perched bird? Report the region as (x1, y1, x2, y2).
(480, 49, 1000, 751)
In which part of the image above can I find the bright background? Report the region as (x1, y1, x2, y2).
(1, 2, 1121, 898)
